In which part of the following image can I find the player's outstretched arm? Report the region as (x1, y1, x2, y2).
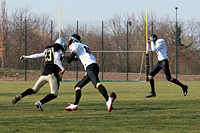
(65, 52, 77, 64)
(20, 53, 45, 61)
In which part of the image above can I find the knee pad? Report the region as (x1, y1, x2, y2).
(95, 82, 101, 89)
(75, 87, 81, 91)
(148, 75, 153, 80)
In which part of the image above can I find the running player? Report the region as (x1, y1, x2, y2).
(12, 38, 67, 111)
(146, 34, 188, 98)
(64, 34, 115, 112)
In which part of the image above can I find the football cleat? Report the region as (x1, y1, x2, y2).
(182, 85, 188, 96)
(106, 97, 114, 112)
(35, 100, 43, 111)
(12, 95, 22, 105)
(146, 93, 156, 98)
(65, 104, 78, 111)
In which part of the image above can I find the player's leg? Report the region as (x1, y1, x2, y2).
(162, 60, 188, 96)
(146, 62, 162, 98)
(65, 74, 91, 111)
(12, 76, 47, 105)
(95, 81, 114, 112)
(170, 78, 188, 96)
(35, 73, 59, 111)
(87, 63, 109, 101)
(171, 78, 188, 96)
(31, 75, 48, 111)
(87, 63, 115, 112)
(12, 89, 34, 105)
(40, 73, 59, 104)
(74, 75, 91, 105)
(32, 75, 48, 94)
(96, 83, 109, 101)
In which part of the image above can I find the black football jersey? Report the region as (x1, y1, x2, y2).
(44, 46, 55, 64)
(41, 45, 62, 77)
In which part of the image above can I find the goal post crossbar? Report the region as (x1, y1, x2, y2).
(65, 50, 147, 82)
(91, 50, 146, 82)
(91, 51, 146, 53)
(66, 51, 146, 53)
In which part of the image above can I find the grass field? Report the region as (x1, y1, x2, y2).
(0, 81, 199, 132)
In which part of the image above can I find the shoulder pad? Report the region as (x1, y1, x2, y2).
(45, 46, 52, 50)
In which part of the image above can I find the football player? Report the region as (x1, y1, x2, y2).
(146, 34, 188, 98)
(64, 34, 115, 112)
(12, 38, 67, 111)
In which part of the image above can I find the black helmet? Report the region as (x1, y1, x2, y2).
(148, 34, 158, 42)
(68, 34, 82, 46)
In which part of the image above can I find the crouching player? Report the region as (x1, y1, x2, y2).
(12, 38, 67, 111)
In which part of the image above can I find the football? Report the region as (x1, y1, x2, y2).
(110, 92, 117, 99)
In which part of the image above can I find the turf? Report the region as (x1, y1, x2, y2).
(0, 81, 199, 132)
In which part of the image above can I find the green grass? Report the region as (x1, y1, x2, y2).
(0, 68, 34, 77)
(0, 81, 199, 132)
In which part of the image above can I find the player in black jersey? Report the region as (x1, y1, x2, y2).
(12, 38, 67, 111)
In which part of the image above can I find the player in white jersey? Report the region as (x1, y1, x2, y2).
(64, 34, 115, 112)
(12, 38, 67, 111)
(146, 34, 188, 98)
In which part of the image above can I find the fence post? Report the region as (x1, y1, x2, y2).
(25, 19, 27, 81)
(126, 21, 129, 81)
(151, 22, 153, 70)
(76, 20, 79, 81)
(102, 21, 104, 80)
(51, 20, 53, 46)
(176, 22, 178, 79)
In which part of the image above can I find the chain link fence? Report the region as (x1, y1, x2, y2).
(0, 20, 200, 81)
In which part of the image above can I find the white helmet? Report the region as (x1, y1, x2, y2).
(54, 38, 67, 52)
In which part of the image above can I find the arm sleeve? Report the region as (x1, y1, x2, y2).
(65, 52, 76, 64)
(150, 41, 156, 51)
(25, 53, 45, 59)
(54, 52, 65, 70)
(146, 42, 152, 51)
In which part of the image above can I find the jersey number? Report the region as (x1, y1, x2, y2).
(84, 46, 92, 54)
(45, 49, 52, 62)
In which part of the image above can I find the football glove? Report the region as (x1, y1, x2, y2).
(74, 56, 79, 61)
(20, 55, 26, 61)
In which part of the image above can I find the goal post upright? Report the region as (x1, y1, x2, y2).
(59, 6, 61, 38)
(145, 7, 149, 82)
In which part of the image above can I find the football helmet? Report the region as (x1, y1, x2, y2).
(148, 34, 158, 42)
(68, 34, 82, 47)
(54, 38, 67, 52)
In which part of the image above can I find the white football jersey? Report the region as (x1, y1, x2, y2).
(147, 39, 169, 61)
(69, 43, 97, 70)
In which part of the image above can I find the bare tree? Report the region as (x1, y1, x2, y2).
(0, 0, 8, 68)
(6, 6, 51, 70)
